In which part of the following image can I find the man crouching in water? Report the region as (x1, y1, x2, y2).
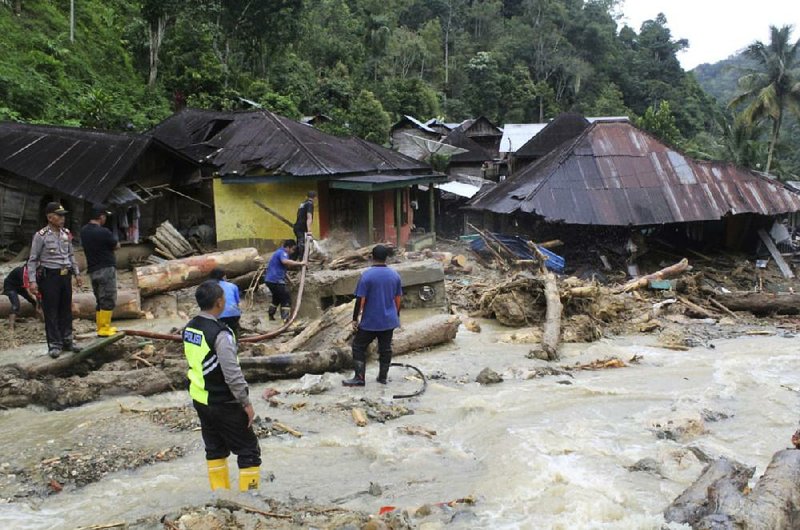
(183, 280, 261, 491)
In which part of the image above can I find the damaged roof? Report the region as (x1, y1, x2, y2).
(0, 122, 152, 204)
(469, 120, 800, 225)
(150, 108, 436, 180)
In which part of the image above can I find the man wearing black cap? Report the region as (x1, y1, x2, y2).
(28, 202, 83, 358)
(342, 244, 403, 387)
(80, 205, 119, 337)
(292, 191, 315, 260)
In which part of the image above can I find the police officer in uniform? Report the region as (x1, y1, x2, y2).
(28, 202, 83, 358)
(183, 280, 260, 492)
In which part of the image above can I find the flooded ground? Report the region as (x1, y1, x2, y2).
(0, 312, 798, 529)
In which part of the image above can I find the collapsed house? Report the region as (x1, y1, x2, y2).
(0, 121, 202, 255)
(151, 109, 446, 250)
(467, 116, 800, 270)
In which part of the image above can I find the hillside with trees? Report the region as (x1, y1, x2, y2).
(1, 0, 798, 177)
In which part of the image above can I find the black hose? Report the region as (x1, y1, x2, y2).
(390, 362, 427, 399)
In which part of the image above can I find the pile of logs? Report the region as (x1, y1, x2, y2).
(407, 249, 472, 274)
(150, 221, 195, 259)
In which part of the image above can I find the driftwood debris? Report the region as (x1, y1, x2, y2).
(621, 258, 689, 292)
(0, 313, 459, 410)
(328, 243, 399, 270)
(0, 289, 142, 320)
(664, 450, 800, 529)
(134, 247, 261, 297)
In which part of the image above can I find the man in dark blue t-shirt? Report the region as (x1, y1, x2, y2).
(343, 244, 403, 387)
(264, 239, 305, 322)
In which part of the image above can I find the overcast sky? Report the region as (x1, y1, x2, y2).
(620, 0, 800, 70)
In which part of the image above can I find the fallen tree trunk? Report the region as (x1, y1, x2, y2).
(540, 272, 562, 361)
(0, 290, 142, 320)
(0, 365, 186, 410)
(133, 248, 261, 297)
(0, 313, 459, 410)
(621, 258, 689, 292)
(714, 292, 800, 316)
(23, 333, 126, 377)
(664, 450, 800, 529)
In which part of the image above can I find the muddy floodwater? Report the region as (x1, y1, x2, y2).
(0, 313, 798, 529)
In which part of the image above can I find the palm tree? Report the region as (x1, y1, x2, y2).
(730, 25, 800, 175)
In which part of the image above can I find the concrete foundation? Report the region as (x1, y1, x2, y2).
(294, 259, 447, 319)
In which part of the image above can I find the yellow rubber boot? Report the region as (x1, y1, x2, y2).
(97, 310, 117, 337)
(207, 458, 231, 490)
(239, 467, 260, 492)
(95, 311, 104, 336)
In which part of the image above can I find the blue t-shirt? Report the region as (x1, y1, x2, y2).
(354, 265, 403, 331)
(218, 280, 241, 318)
(265, 248, 289, 283)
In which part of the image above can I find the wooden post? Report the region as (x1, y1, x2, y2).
(395, 189, 402, 248)
(757, 229, 794, 279)
(367, 192, 374, 245)
(429, 183, 436, 244)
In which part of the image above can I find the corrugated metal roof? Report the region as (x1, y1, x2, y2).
(391, 115, 438, 134)
(469, 120, 800, 225)
(0, 122, 151, 204)
(499, 124, 547, 154)
(442, 128, 493, 163)
(514, 113, 590, 160)
(151, 109, 433, 179)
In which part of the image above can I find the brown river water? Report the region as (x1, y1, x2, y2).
(0, 312, 798, 529)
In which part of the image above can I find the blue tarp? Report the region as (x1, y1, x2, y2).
(469, 233, 565, 273)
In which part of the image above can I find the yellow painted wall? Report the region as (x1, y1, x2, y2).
(214, 179, 319, 250)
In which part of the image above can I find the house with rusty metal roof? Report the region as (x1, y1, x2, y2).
(468, 116, 800, 255)
(0, 122, 200, 250)
(150, 108, 446, 250)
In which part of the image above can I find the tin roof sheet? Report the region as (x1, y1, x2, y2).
(469, 120, 800, 225)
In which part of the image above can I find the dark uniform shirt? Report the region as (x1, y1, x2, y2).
(80, 223, 117, 273)
(294, 199, 314, 231)
(3, 266, 24, 292)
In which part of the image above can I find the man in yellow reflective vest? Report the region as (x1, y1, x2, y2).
(183, 280, 261, 492)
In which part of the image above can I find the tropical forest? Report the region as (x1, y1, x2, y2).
(1, 0, 799, 177)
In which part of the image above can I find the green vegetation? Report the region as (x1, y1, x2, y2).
(0, 1, 797, 176)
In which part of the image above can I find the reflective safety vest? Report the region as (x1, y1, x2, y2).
(183, 316, 237, 405)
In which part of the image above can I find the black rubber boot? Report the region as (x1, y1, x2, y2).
(280, 308, 290, 323)
(268, 305, 277, 321)
(63, 339, 82, 353)
(342, 361, 366, 387)
(376, 363, 390, 384)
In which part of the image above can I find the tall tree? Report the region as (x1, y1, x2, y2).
(140, 0, 180, 87)
(730, 25, 800, 175)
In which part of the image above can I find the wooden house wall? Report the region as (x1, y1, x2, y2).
(0, 173, 88, 248)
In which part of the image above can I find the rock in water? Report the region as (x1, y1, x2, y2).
(476, 368, 503, 385)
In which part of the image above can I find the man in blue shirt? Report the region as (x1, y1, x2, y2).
(210, 268, 241, 337)
(343, 244, 403, 387)
(264, 239, 305, 322)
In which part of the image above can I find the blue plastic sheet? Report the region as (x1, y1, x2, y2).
(469, 233, 565, 273)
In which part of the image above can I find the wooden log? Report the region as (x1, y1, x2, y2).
(351, 408, 368, 427)
(758, 228, 794, 279)
(390, 314, 460, 355)
(133, 248, 261, 297)
(0, 290, 142, 320)
(664, 457, 753, 527)
(714, 292, 800, 316)
(707, 298, 739, 320)
(677, 296, 718, 319)
(665, 450, 800, 529)
(621, 258, 689, 292)
(451, 255, 468, 268)
(23, 333, 126, 377)
(540, 272, 562, 361)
